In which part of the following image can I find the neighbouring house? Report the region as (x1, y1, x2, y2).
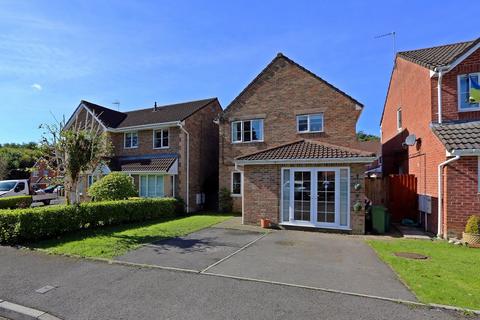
(381, 38, 480, 238)
(219, 53, 376, 234)
(64, 98, 222, 212)
(30, 158, 56, 191)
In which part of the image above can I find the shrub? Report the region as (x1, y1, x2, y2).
(0, 198, 178, 244)
(88, 172, 137, 201)
(465, 215, 480, 234)
(218, 187, 233, 213)
(0, 195, 32, 209)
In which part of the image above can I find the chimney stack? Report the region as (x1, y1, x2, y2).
(154, 101, 157, 111)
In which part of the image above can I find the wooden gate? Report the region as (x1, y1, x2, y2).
(387, 174, 417, 223)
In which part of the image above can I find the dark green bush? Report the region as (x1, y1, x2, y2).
(0, 195, 32, 209)
(218, 188, 233, 213)
(88, 172, 137, 201)
(0, 198, 177, 244)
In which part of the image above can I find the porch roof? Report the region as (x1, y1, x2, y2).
(431, 121, 480, 154)
(117, 154, 178, 173)
(235, 140, 376, 164)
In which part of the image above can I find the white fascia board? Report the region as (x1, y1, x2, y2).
(449, 149, 480, 156)
(65, 103, 108, 131)
(234, 157, 377, 166)
(108, 121, 181, 133)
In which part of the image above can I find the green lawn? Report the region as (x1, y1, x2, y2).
(31, 213, 233, 259)
(368, 239, 480, 310)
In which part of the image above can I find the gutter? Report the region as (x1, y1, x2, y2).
(108, 121, 180, 133)
(449, 149, 480, 156)
(234, 157, 377, 166)
(178, 121, 190, 213)
(437, 155, 460, 237)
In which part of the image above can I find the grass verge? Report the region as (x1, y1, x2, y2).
(30, 213, 232, 259)
(368, 239, 480, 310)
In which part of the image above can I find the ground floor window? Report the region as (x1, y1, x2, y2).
(139, 175, 165, 198)
(231, 171, 242, 195)
(281, 167, 350, 229)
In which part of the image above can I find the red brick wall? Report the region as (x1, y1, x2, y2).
(444, 157, 480, 238)
(219, 56, 362, 212)
(243, 163, 366, 234)
(110, 128, 181, 157)
(434, 48, 480, 122)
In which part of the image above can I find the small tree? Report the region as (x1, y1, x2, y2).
(40, 114, 112, 204)
(88, 172, 137, 201)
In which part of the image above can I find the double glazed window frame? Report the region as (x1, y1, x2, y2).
(139, 174, 165, 198)
(296, 113, 324, 133)
(124, 131, 139, 149)
(396, 107, 402, 131)
(457, 73, 480, 112)
(231, 119, 264, 143)
(231, 171, 242, 196)
(153, 128, 170, 149)
(280, 167, 351, 230)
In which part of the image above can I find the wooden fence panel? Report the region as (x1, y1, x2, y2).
(365, 178, 388, 205)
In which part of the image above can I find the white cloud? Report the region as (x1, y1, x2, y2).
(31, 83, 42, 91)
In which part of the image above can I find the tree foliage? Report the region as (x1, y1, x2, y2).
(0, 143, 41, 179)
(356, 131, 380, 142)
(88, 172, 137, 201)
(40, 114, 112, 203)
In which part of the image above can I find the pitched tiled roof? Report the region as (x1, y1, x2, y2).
(431, 121, 480, 151)
(118, 155, 177, 172)
(236, 140, 375, 162)
(82, 98, 217, 129)
(397, 38, 479, 70)
(223, 53, 363, 115)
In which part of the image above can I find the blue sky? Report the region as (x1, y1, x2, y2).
(0, 0, 478, 144)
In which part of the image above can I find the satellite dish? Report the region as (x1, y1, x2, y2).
(405, 134, 417, 146)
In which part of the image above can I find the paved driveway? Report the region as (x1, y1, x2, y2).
(116, 224, 415, 301)
(117, 227, 264, 271)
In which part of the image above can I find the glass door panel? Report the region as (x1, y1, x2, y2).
(293, 171, 311, 221)
(317, 171, 336, 224)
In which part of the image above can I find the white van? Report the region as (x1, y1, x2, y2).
(0, 179, 58, 205)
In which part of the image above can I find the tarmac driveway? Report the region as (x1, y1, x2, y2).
(206, 230, 416, 301)
(117, 224, 415, 301)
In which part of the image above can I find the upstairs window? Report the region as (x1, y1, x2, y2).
(231, 119, 264, 143)
(397, 108, 402, 131)
(458, 74, 480, 111)
(124, 132, 138, 149)
(297, 113, 324, 133)
(153, 129, 169, 149)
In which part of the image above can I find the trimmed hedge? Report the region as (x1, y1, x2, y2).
(0, 195, 33, 209)
(0, 198, 178, 244)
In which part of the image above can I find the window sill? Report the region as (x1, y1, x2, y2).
(124, 146, 139, 149)
(153, 147, 170, 150)
(232, 140, 265, 144)
(458, 108, 480, 113)
(297, 131, 324, 134)
(231, 194, 242, 198)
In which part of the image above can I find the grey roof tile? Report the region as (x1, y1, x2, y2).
(432, 121, 480, 151)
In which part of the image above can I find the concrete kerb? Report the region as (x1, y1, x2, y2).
(0, 300, 62, 320)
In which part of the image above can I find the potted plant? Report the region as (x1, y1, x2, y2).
(260, 217, 270, 228)
(463, 215, 480, 245)
(353, 201, 363, 212)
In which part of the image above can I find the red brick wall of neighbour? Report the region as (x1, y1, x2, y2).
(381, 58, 447, 233)
(243, 163, 366, 234)
(444, 157, 480, 238)
(219, 56, 362, 212)
(433, 48, 480, 122)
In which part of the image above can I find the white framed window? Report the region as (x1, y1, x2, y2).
(153, 129, 169, 149)
(87, 175, 98, 188)
(231, 119, 263, 143)
(458, 73, 480, 111)
(139, 175, 165, 198)
(396, 108, 402, 131)
(124, 132, 138, 149)
(296, 113, 324, 133)
(231, 171, 242, 196)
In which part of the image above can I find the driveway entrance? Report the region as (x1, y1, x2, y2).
(116, 220, 415, 301)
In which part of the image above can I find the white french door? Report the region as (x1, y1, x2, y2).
(281, 167, 350, 229)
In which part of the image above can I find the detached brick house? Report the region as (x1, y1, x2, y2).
(219, 53, 376, 234)
(381, 38, 480, 238)
(65, 98, 222, 212)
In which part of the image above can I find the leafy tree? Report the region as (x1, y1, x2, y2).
(356, 131, 380, 142)
(0, 143, 41, 179)
(0, 157, 7, 180)
(88, 172, 137, 201)
(40, 115, 112, 204)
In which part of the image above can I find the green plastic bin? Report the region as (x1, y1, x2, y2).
(372, 205, 390, 234)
